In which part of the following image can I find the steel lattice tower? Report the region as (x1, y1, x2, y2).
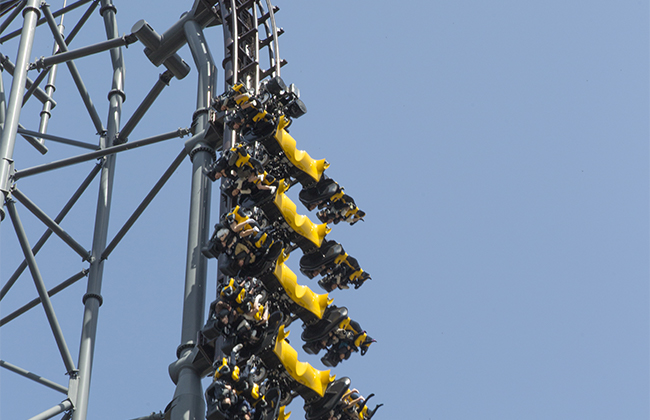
(0, 1, 288, 419)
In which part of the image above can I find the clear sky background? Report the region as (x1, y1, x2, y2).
(1, 1, 648, 419)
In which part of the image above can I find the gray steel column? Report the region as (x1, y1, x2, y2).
(167, 19, 216, 420)
(0, 0, 40, 222)
(0, 65, 6, 131)
(71, 1, 124, 419)
(38, 2, 66, 138)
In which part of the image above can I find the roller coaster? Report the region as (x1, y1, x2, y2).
(0, 1, 380, 419)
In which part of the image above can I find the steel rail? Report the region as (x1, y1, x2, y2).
(31, 33, 137, 70)
(35, 1, 66, 140)
(38, 5, 107, 135)
(165, 17, 217, 420)
(264, 0, 281, 76)
(27, 400, 74, 420)
(252, 2, 260, 91)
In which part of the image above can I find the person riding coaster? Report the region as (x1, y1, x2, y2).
(206, 344, 290, 420)
(202, 206, 284, 277)
(207, 143, 263, 181)
(299, 178, 365, 226)
(258, 252, 333, 327)
(211, 75, 306, 136)
(244, 115, 328, 188)
(316, 195, 365, 226)
(299, 240, 347, 279)
(317, 258, 371, 292)
(301, 306, 375, 367)
(206, 314, 336, 411)
(250, 180, 330, 254)
(303, 377, 383, 420)
(298, 241, 371, 291)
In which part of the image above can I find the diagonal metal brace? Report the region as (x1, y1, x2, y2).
(1, 164, 100, 302)
(0, 269, 87, 327)
(102, 148, 187, 260)
(14, 128, 191, 180)
(30, 33, 138, 71)
(11, 188, 91, 261)
(6, 200, 77, 374)
(0, 359, 68, 394)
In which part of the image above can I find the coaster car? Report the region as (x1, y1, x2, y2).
(299, 241, 370, 291)
(241, 116, 328, 189)
(303, 378, 382, 420)
(256, 180, 330, 254)
(203, 229, 281, 278)
(259, 253, 333, 326)
(298, 177, 343, 211)
(264, 116, 328, 187)
(206, 354, 288, 420)
(316, 195, 365, 226)
(317, 255, 371, 292)
(255, 323, 335, 405)
(205, 379, 244, 420)
(202, 206, 284, 277)
(207, 143, 264, 182)
(261, 76, 308, 120)
(212, 76, 306, 137)
(301, 306, 375, 367)
(299, 240, 346, 279)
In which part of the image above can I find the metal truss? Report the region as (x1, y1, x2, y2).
(0, 1, 285, 419)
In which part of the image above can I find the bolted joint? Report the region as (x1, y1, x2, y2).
(159, 69, 174, 85)
(169, 344, 202, 385)
(98, 3, 116, 16)
(24, 3, 41, 18)
(107, 88, 126, 103)
(191, 107, 209, 127)
(113, 132, 127, 145)
(188, 145, 215, 163)
(30, 56, 45, 71)
(82, 292, 103, 307)
(176, 342, 194, 359)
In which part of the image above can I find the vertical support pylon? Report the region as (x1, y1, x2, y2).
(167, 18, 217, 420)
(0, 0, 40, 222)
(72, 1, 125, 419)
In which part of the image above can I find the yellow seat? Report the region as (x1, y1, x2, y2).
(274, 181, 330, 248)
(273, 325, 334, 397)
(273, 253, 332, 319)
(274, 115, 329, 183)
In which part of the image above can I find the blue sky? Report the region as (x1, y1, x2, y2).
(1, 1, 648, 419)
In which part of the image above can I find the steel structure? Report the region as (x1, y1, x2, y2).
(0, 1, 289, 419)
